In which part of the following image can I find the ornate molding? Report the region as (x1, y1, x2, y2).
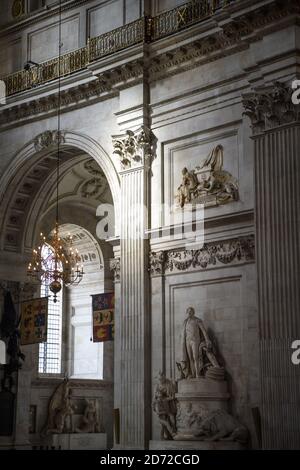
(149, 251, 166, 276)
(242, 81, 300, 134)
(80, 177, 107, 199)
(150, 235, 255, 275)
(175, 145, 238, 209)
(0, 61, 143, 128)
(33, 130, 65, 152)
(112, 126, 154, 170)
(84, 159, 105, 176)
(1, 1, 299, 128)
(109, 257, 120, 281)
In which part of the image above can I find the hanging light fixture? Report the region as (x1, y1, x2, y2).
(27, 1, 84, 302)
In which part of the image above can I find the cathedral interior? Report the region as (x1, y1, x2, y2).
(0, 0, 299, 451)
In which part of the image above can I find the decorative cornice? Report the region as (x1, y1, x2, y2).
(109, 257, 120, 281)
(1, 1, 299, 128)
(150, 235, 255, 275)
(0, 60, 144, 128)
(242, 81, 300, 134)
(112, 126, 154, 170)
(33, 130, 65, 152)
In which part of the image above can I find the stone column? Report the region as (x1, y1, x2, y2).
(243, 81, 300, 448)
(112, 127, 152, 448)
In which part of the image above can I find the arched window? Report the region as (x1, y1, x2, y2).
(38, 244, 63, 375)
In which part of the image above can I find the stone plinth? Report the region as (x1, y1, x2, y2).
(149, 440, 245, 450)
(47, 433, 107, 450)
(176, 378, 230, 436)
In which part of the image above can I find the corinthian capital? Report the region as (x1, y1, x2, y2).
(112, 126, 154, 170)
(242, 81, 300, 134)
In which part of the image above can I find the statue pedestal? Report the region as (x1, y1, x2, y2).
(46, 433, 107, 450)
(176, 378, 230, 437)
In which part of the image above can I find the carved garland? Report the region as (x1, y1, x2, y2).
(150, 236, 255, 275)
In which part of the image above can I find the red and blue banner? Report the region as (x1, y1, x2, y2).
(20, 297, 48, 345)
(92, 292, 114, 342)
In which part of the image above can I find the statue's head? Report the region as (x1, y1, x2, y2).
(182, 167, 188, 175)
(186, 307, 195, 317)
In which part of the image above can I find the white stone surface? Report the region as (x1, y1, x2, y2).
(0, 0, 298, 451)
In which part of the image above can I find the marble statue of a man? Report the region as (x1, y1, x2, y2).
(180, 307, 220, 378)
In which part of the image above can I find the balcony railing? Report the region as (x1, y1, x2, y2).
(89, 18, 145, 61)
(2, 0, 236, 97)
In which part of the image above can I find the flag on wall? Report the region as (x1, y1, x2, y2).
(20, 297, 48, 345)
(92, 293, 114, 342)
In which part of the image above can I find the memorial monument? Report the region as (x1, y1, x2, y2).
(151, 307, 248, 450)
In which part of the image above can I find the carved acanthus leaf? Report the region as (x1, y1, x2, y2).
(112, 126, 154, 170)
(242, 81, 300, 134)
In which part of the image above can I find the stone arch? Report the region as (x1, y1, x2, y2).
(0, 130, 120, 252)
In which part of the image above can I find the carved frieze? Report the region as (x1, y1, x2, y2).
(112, 126, 154, 170)
(242, 81, 300, 134)
(150, 236, 254, 275)
(109, 257, 120, 281)
(175, 145, 238, 209)
(33, 130, 65, 152)
(149, 251, 166, 276)
(167, 236, 254, 272)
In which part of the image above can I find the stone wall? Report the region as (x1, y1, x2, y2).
(0, 0, 299, 450)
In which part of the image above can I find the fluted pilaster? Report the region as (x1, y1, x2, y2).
(243, 82, 300, 448)
(112, 126, 152, 448)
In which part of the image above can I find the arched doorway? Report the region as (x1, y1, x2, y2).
(0, 131, 119, 449)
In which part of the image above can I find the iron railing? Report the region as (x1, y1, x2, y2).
(2, 0, 236, 97)
(89, 18, 145, 61)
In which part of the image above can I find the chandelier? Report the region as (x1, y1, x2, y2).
(27, 1, 84, 302)
(27, 224, 84, 303)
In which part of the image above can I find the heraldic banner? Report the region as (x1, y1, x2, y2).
(92, 292, 114, 342)
(20, 297, 48, 345)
